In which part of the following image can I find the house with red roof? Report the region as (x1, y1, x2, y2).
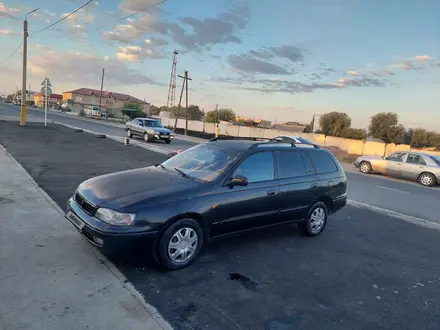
(62, 88, 150, 116)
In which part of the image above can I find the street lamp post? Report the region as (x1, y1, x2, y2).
(20, 8, 39, 126)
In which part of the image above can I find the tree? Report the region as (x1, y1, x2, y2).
(340, 127, 367, 140)
(369, 112, 405, 144)
(182, 105, 204, 121)
(168, 104, 204, 121)
(426, 131, 440, 148)
(319, 112, 351, 137)
(205, 108, 236, 123)
(411, 128, 428, 147)
(124, 102, 142, 111)
(149, 105, 161, 116)
(122, 102, 145, 119)
(402, 128, 414, 145)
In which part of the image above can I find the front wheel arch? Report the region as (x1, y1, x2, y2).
(153, 214, 209, 259)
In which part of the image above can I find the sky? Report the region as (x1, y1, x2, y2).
(0, 0, 439, 129)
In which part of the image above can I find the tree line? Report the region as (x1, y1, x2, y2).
(318, 111, 440, 148)
(149, 104, 236, 123)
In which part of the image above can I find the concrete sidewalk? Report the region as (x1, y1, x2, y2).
(0, 146, 171, 330)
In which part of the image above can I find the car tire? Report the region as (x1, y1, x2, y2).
(418, 172, 436, 187)
(156, 219, 204, 270)
(359, 161, 372, 174)
(299, 202, 328, 237)
(126, 129, 133, 138)
(143, 133, 149, 142)
(165, 140, 171, 144)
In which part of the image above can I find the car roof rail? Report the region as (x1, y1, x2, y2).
(250, 140, 321, 149)
(209, 136, 271, 142)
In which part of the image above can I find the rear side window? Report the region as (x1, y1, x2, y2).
(276, 151, 307, 179)
(307, 151, 338, 174)
(234, 152, 275, 183)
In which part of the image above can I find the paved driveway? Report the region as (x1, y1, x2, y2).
(1, 121, 439, 330)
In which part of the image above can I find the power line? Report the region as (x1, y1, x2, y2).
(1, 42, 23, 65)
(0, 0, 168, 66)
(91, 0, 168, 33)
(29, 0, 94, 36)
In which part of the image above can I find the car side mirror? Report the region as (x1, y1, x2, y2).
(225, 175, 248, 187)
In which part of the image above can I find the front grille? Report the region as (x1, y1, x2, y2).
(160, 132, 169, 135)
(75, 193, 97, 215)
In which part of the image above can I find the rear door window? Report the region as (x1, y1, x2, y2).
(275, 151, 307, 179)
(307, 151, 338, 174)
(406, 154, 426, 165)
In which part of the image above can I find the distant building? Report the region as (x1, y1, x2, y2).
(33, 92, 63, 108)
(62, 88, 150, 117)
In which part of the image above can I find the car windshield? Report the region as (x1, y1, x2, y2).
(430, 156, 440, 166)
(142, 120, 163, 128)
(161, 144, 241, 182)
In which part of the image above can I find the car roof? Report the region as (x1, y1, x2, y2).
(134, 117, 158, 121)
(207, 139, 323, 152)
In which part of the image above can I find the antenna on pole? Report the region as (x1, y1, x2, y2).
(166, 50, 178, 108)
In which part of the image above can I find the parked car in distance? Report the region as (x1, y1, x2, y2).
(272, 135, 316, 148)
(354, 151, 440, 187)
(65, 139, 347, 270)
(125, 117, 174, 143)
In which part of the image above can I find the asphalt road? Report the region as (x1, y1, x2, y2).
(2, 102, 440, 223)
(0, 102, 197, 152)
(1, 121, 440, 330)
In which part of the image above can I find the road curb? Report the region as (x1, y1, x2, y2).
(0, 143, 173, 330)
(57, 122, 175, 156)
(347, 199, 440, 231)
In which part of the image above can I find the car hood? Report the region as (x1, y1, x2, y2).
(153, 127, 172, 133)
(77, 166, 200, 210)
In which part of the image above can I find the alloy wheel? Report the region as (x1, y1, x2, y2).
(420, 174, 433, 186)
(309, 207, 325, 234)
(168, 227, 198, 263)
(360, 162, 370, 173)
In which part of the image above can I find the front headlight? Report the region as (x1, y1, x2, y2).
(95, 208, 135, 226)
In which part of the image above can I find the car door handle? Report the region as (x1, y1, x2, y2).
(267, 190, 276, 196)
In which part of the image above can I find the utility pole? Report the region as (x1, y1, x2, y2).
(174, 70, 192, 134)
(20, 8, 39, 126)
(185, 71, 189, 135)
(173, 75, 186, 131)
(98, 68, 105, 119)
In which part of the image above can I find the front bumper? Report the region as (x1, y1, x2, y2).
(65, 197, 159, 255)
(152, 133, 174, 141)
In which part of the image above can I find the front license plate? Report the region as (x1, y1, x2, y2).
(65, 211, 85, 230)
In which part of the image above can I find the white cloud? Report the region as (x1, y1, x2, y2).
(348, 70, 357, 76)
(0, 2, 19, 20)
(0, 29, 19, 35)
(26, 50, 161, 87)
(119, 0, 158, 12)
(116, 45, 142, 62)
(115, 44, 166, 62)
(414, 55, 430, 61)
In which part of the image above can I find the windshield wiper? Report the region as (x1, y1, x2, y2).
(174, 167, 194, 180)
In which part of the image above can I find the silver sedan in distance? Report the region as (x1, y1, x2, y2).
(354, 152, 440, 187)
(125, 118, 174, 143)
